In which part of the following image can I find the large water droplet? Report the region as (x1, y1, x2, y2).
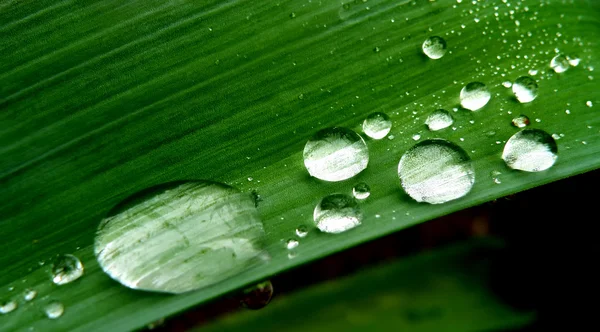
(425, 109, 453, 131)
(303, 127, 369, 182)
(241, 281, 273, 310)
(511, 115, 530, 128)
(314, 194, 362, 234)
(362, 112, 392, 139)
(398, 139, 475, 204)
(23, 289, 37, 302)
(0, 300, 17, 314)
(44, 301, 64, 319)
(460, 82, 491, 111)
(352, 182, 371, 200)
(502, 129, 558, 172)
(422, 36, 447, 59)
(94, 181, 268, 294)
(512, 76, 538, 103)
(52, 254, 84, 285)
(550, 54, 570, 73)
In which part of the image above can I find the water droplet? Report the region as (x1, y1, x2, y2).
(567, 55, 580, 67)
(425, 109, 453, 131)
(295, 226, 308, 238)
(512, 76, 538, 103)
(23, 289, 37, 302)
(422, 36, 447, 59)
(586, 101, 593, 107)
(512, 115, 530, 128)
(286, 239, 299, 250)
(352, 182, 371, 200)
(287, 251, 297, 259)
(94, 181, 268, 294)
(241, 281, 273, 310)
(51, 254, 84, 285)
(502, 81, 512, 88)
(289, 12, 296, 19)
(303, 127, 369, 182)
(460, 82, 491, 111)
(528, 69, 538, 76)
(0, 300, 17, 314)
(398, 139, 475, 204)
(44, 301, 64, 319)
(550, 54, 570, 73)
(502, 129, 558, 172)
(362, 112, 392, 139)
(314, 194, 362, 234)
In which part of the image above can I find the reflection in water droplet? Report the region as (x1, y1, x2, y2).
(502, 129, 558, 172)
(422, 36, 447, 59)
(0, 300, 17, 314)
(512, 115, 530, 128)
(295, 226, 308, 238)
(425, 109, 453, 131)
(241, 281, 273, 310)
(286, 239, 299, 250)
(44, 301, 64, 319)
(460, 82, 490, 111)
(550, 54, 570, 73)
(362, 113, 392, 139)
(352, 182, 371, 200)
(303, 127, 369, 182)
(512, 76, 538, 103)
(24, 289, 37, 302)
(398, 139, 475, 204)
(52, 254, 84, 285)
(314, 194, 362, 234)
(94, 181, 268, 294)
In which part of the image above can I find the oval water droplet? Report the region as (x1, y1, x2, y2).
(362, 112, 392, 139)
(512, 76, 538, 103)
(511, 115, 530, 128)
(241, 281, 273, 310)
(425, 109, 453, 131)
(295, 226, 308, 238)
(314, 194, 362, 234)
(352, 182, 371, 200)
(303, 127, 369, 182)
(422, 36, 447, 59)
(550, 54, 570, 73)
(502, 129, 558, 172)
(44, 301, 64, 319)
(94, 181, 268, 294)
(460, 82, 490, 111)
(398, 139, 475, 204)
(51, 254, 84, 285)
(286, 239, 299, 250)
(23, 289, 37, 302)
(0, 300, 17, 314)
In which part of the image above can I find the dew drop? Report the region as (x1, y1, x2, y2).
(502, 81, 512, 88)
(352, 182, 371, 200)
(295, 226, 308, 238)
(241, 281, 273, 310)
(398, 139, 475, 204)
(44, 301, 64, 319)
(286, 239, 299, 250)
(512, 76, 538, 103)
(567, 55, 580, 67)
(502, 129, 558, 172)
(511, 115, 530, 128)
(425, 109, 453, 131)
(412, 134, 421, 141)
(460, 82, 491, 111)
(0, 300, 17, 314)
(51, 254, 84, 285)
(528, 69, 538, 76)
(314, 194, 362, 234)
(362, 112, 392, 139)
(586, 101, 593, 107)
(94, 181, 268, 294)
(303, 127, 369, 182)
(550, 54, 570, 73)
(422, 36, 447, 59)
(23, 289, 37, 302)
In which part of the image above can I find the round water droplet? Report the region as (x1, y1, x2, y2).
(314, 194, 362, 234)
(0, 300, 17, 314)
(44, 301, 64, 319)
(241, 281, 273, 310)
(286, 239, 299, 250)
(23, 289, 37, 302)
(425, 109, 453, 131)
(567, 55, 580, 67)
(94, 181, 268, 294)
(550, 54, 570, 73)
(502, 129, 558, 172)
(295, 226, 308, 238)
(460, 82, 490, 111)
(512, 76, 538, 103)
(422, 36, 447, 59)
(502, 81, 512, 88)
(303, 127, 369, 182)
(362, 112, 392, 140)
(51, 254, 84, 285)
(511, 115, 530, 128)
(398, 139, 475, 204)
(352, 182, 371, 200)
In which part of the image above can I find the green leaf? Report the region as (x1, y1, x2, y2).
(1, 0, 598, 330)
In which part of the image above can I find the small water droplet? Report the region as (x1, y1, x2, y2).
(493, 178, 502, 184)
(44, 301, 64, 319)
(352, 182, 371, 200)
(387, 134, 395, 140)
(550, 54, 570, 73)
(286, 239, 299, 250)
(298, 93, 304, 100)
(289, 12, 296, 18)
(295, 226, 308, 238)
(528, 69, 538, 76)
(412, 134, 421, 141)
(511, 115, 530, 128)
(502, 81, 512, 88)
(52, 254, 84, 285)
(314, 194, 362, 234)
(422, 36, 447, 59)
(241, 281, 273, 310)
(552, 133, 561, 140)
(287, 251, 297, 259)
(398, 139, 475, 204)
(502, 129, 558, 172)
(586, 101, 593, 107)
(567, 55, 580, 67)
(512, 76, 538, 103)
(0, 300, 17, 314)
(23, 289, 37, 302)
(303, 127, 369, 182)
(460, 82, 491, 111)
(425, 109, 453, 131)
(362, 112, 392, 139)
